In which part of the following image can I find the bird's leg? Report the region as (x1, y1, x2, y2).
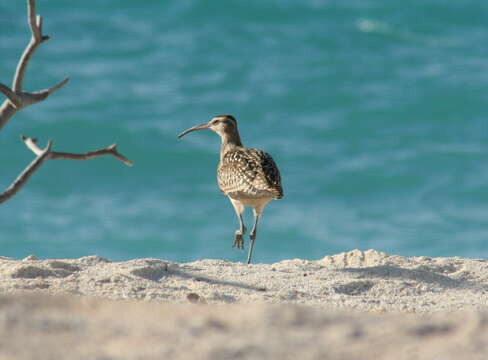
(233, 213, 247, 249)
(247, 206, 263, 264)
(229, 198, 246, 250)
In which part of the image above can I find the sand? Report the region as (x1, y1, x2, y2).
(1, 249, 487, 359)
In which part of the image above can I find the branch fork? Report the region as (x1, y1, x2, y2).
(0, 0, 69, 129)
(22, 136, 134, 166)
(0, 139, 52, 204)
(0, 137, 133, 204)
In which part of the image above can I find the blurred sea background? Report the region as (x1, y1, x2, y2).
(1, 0, 487, 263)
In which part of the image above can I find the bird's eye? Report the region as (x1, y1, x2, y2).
(212, 120, 220, 125)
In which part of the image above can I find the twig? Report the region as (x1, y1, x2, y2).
(13, 0, 50, 92)
(0, 140, 52, 204)
(22, 136, 134, 166)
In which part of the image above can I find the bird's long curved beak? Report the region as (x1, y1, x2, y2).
(177, 123, 210, 138)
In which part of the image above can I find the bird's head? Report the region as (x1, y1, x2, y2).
(178, 114, 238, 139)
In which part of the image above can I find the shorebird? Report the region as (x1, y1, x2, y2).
(178, 114, 283, 264)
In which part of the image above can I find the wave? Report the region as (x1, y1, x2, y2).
(356, 18, 459, 47)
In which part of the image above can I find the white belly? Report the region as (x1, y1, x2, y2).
(231, 196, 273, 208)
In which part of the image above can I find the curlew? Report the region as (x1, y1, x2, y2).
(178, 115, 283, 264)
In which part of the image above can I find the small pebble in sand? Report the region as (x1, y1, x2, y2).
(187, 293, 207, 304)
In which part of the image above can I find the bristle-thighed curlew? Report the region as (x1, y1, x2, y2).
(178, 114, 283, 264)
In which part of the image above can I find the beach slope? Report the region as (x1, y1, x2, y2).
(1, 249, 487, 359)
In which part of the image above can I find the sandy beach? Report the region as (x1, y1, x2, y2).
(1, 249, 488, 359)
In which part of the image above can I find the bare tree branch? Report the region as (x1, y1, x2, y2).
(13, 0, 49, 92)
(0, 137, 133, 204)
(1, 0, 134, 204)
(28, 0, 41, 41)
(22, 136, 134, 166)
(0, 0, 69, 131)
(0, 140, 52, 204)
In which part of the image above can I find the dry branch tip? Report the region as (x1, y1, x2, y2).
(49, 77, 70, 93)
(21, 135, 37, 143)
(43, 140, 53, 153)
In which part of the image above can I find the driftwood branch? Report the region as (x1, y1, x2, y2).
(0, 140, 52, 204)
(22, 136, 134, 166)
(0, 0, 69, 130)
(0, 137, 133, 204)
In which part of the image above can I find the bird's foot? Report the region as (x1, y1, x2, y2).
(233, 232, 245, 249)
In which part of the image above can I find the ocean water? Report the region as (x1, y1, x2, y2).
(1, 0, 488, 263)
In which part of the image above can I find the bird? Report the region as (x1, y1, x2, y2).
(178, 114, 283, 264)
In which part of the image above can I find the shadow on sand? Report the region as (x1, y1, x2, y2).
(339, 265, 473, 289)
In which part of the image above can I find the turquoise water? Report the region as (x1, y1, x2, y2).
(1, 1, 488, 262)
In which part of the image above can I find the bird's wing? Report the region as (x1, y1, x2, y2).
(217, 148, 283, 199)
(255, 149, 283, 199)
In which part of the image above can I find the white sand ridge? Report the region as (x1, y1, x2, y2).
(1, 249, 488, 359)
(1, 249, 487, 312)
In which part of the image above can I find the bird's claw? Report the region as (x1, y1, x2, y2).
(233, 233, 245, 249)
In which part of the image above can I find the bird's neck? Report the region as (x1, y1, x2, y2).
(219, 130, 243, 157)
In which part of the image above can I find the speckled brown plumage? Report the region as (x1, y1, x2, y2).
(217, 147, 283, 201)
